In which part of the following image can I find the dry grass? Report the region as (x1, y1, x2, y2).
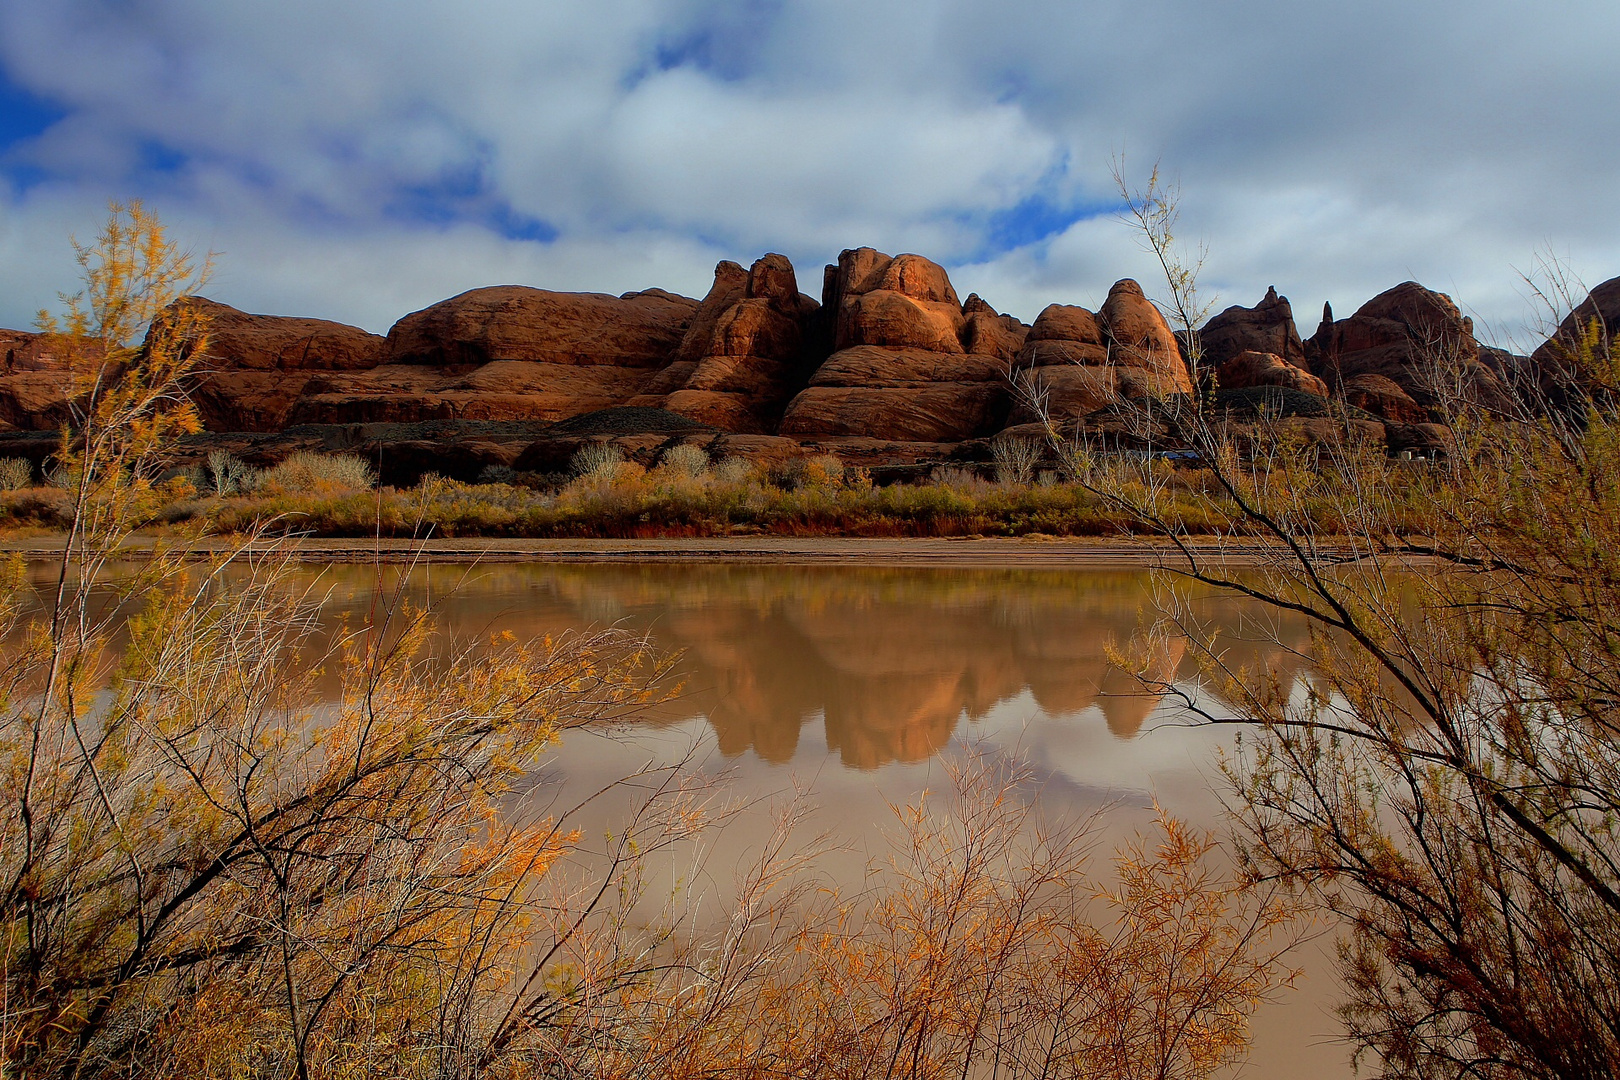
(24, 449, 1410, 540)
(0, 457, 33, 491)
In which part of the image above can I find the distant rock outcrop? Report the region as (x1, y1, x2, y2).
(780, 249, 1022, 442)
(156, 298, 388, 431)
(286, 287, 699, 427)
(1006, 280, 1193, 428)
(1306, 281, 1515, 419)
(0, 249, 1606, 471)
(1531, 275, 1620, 411)
(385, 286, 696, 368)
(1216, 350, 1329, 398)
(631, 255, 821, 434)
(1201, 286, 1307, 370)
(0, 330, 74, 430)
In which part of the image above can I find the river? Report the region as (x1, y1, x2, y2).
(23, 556, 1354, 1077)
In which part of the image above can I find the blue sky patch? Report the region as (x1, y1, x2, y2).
(384, 172, 557, 244)
(486, 204, 558, 244)
(138, 140, 188, 176)
(0, 67, 66, 153)
(976, 193, 1114, 258)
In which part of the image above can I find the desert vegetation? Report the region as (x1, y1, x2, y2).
(10, 185, 1620, 1080)
(0, 438, 1441, 540)
(1030, 167, 1620, 1079)
(0, 206, 1315, 1080)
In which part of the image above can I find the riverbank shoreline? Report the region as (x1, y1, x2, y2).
(0, 533, 1330, 567)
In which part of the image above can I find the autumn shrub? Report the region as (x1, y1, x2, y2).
(253, 450, 374, 495)
(659, 441, 710, 479)
(713, 454, 756, 484)
(571, 441, 624, 480)
(1031, 166, 1620, 1077)
(780, 452, 844, 489)
(0, 456, 33, 490)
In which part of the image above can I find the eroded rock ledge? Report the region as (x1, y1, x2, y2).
(0, 248, 1604, 480)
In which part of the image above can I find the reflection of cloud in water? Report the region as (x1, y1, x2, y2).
(247, 562, 1314, 772)
(178, 560, 1338, 1080)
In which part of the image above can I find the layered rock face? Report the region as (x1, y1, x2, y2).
(285, 287, 699, 427)
(779, 248, 1026, 442)
(1216, 351, 1329, 397)
(1202, 286, 1308, 369)
(1006, 279, 1192, 428)
(165, 297, 389, 431)
(0, 330, 76, 430)
(2, 251, 1605, 469)
(1197, 287, 1328, 396)
(1306, 281, 1516, 420)
(629, 255, 821, 433)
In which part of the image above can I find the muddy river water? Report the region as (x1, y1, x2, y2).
(35, 557, 1357, 1077)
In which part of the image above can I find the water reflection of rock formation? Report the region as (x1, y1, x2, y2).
(339, 565, 1315, 771)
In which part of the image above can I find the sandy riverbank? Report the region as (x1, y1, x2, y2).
(0, 533, 1313, 567)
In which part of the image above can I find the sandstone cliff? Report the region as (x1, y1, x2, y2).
(0, 252, 1605, 474)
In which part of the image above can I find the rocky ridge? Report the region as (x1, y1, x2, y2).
(0, 249, 1610, 480)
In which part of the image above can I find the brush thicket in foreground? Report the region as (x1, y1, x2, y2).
(4, 201, 1304, 1080)
(0, 446, 1431, 539)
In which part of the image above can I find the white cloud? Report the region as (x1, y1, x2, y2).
(0, 0, 1616, 341)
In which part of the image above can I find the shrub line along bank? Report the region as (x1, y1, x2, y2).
(0, 442, 1416, 540)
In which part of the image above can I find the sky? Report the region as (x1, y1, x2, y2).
(0, 0, 1616, 349)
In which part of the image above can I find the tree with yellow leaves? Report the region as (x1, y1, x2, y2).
(2, 203, 1303, 1080)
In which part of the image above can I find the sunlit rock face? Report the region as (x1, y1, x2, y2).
(1004, 280, 1192, 430)
(0, 328, 78, 431)
(278, 286, 701, 426)
(631, 254, 823, 434)
(171, 299, 388, 431)
(1, 255, 1602, 470)
(779, 248, 1024, 443)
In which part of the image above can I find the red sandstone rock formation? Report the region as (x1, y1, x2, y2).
(1338, 373, 1430, 424)
(1307, 281, 1515, 419)
(780, 248, 1022, 442)
(1530, 275, 1620, 411)
(0, 330, 76, 430)
(1005, 281, 1193, 428)
(283, 286, 699, 427)
(151, 298, 389, 431)
(1200, 286, 1307, 369)
(1216, 350, 1330, 397)
(630, 255, 822, 433)
(386, 286, 696, 368)
(0, 256, 1598, 463)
